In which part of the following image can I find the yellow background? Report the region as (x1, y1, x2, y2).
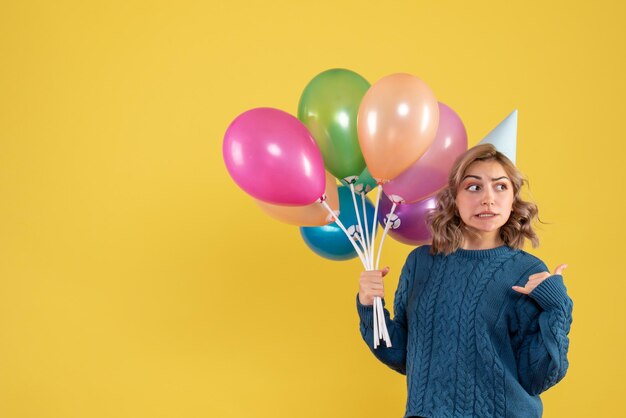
(1, 1, 624, 417)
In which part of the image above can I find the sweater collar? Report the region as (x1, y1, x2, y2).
(452, 245, 513, 259)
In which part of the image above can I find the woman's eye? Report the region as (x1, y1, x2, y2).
(496, 184, 508, 191)
(466, 184, 479, 191)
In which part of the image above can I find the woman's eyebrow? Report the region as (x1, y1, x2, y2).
(461, 175, 510, 181)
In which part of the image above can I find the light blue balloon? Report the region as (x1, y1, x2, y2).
(300, 186, 376, 260)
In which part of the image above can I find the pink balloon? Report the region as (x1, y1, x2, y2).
(383, 102, 467, 203)
(378, 193, 437, 246)
(223, 108, 326, 206)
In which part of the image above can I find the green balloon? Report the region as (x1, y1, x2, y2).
(340, 167, 378, 195)
(298, 69, 370, 181)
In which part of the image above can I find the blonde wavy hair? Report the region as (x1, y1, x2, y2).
(427, 143, 539, 255)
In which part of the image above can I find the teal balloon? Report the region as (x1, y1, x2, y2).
(340, 167, 378, 195)
(298, 69, 370, 180)
(300, 186, 376, 260)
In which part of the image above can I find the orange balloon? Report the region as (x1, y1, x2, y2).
(255, 172, 340, 226)
(357, 73, 439, 181)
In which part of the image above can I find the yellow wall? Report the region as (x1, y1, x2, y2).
(1, 1, 624, 417)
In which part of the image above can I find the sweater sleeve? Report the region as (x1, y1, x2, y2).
(512, 264, 573, 396)
(356, 248, 417, 375)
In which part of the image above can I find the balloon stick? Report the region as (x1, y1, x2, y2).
(320, 191, 391, 348)
(319, 198, 367, 268)
(369, 185, 382, 266)
(375, 202, 397, 270)
(361, 193, 371, 263)
(378, 298, 391, 346)
(350, 183, 369, 264)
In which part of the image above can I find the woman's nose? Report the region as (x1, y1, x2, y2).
(481, 189, 495, 205)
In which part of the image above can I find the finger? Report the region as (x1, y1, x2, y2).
(365, 273, 385, 282)
(359, 284, 384, 296)
(553, 264, 568, 275)
(528, 275, 548, 284)
(359, 274, 378, 284)
(381, 266, 390, 277)
(512, 285, 530, 295)
(368, 283, 384, 291)
(360, 279, 382, 289)
(361, 286, 384, 297)
(360, 271, 382, 280)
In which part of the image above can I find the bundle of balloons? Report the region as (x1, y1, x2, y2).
(223, 69, 468, 348)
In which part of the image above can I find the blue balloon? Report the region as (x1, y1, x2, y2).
(300, 186, 377, 260)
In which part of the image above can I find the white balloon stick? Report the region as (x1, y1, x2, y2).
(376, 297, 385, 340)
(320, 191, 392, 349)
(380, 298, 392, 347)
(376, 298, 392, 347)
(375, 202, 397, 270)
(354, 233, 370, 267)
(349, 183, 368, 260)
(320, 199, 367, 268)
(373, 298, 379, 349)
(361, 193, 371, 263)
(369, 185, 382, 267)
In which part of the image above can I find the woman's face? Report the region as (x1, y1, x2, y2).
(455, 160, 515, 238)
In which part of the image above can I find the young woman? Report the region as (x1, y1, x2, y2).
(357, 144, 573, 418)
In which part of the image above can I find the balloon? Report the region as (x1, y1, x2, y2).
(478, 109, 518, 164)
(223, 108, 326, 206)
(340, 167, 377, 195)
(255, 172, 340, 226)
(383, 102, 468, 204)
(298, 69, 370, 181)
(300, 186, 376, 260)
(357, 73, 439, 182)
(378, 193, 437, 246)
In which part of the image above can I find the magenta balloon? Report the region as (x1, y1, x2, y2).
(378, 192, 437, 246)
(223, 108, 326, 206)
(383, 102, 467, 204)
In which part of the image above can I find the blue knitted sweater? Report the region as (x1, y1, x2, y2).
(356, 245, 573, 418)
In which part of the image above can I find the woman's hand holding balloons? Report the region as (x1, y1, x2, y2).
(358, 267, 390, 306)
(512, 264, 568, 295)
(223, 69, 447, 351)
